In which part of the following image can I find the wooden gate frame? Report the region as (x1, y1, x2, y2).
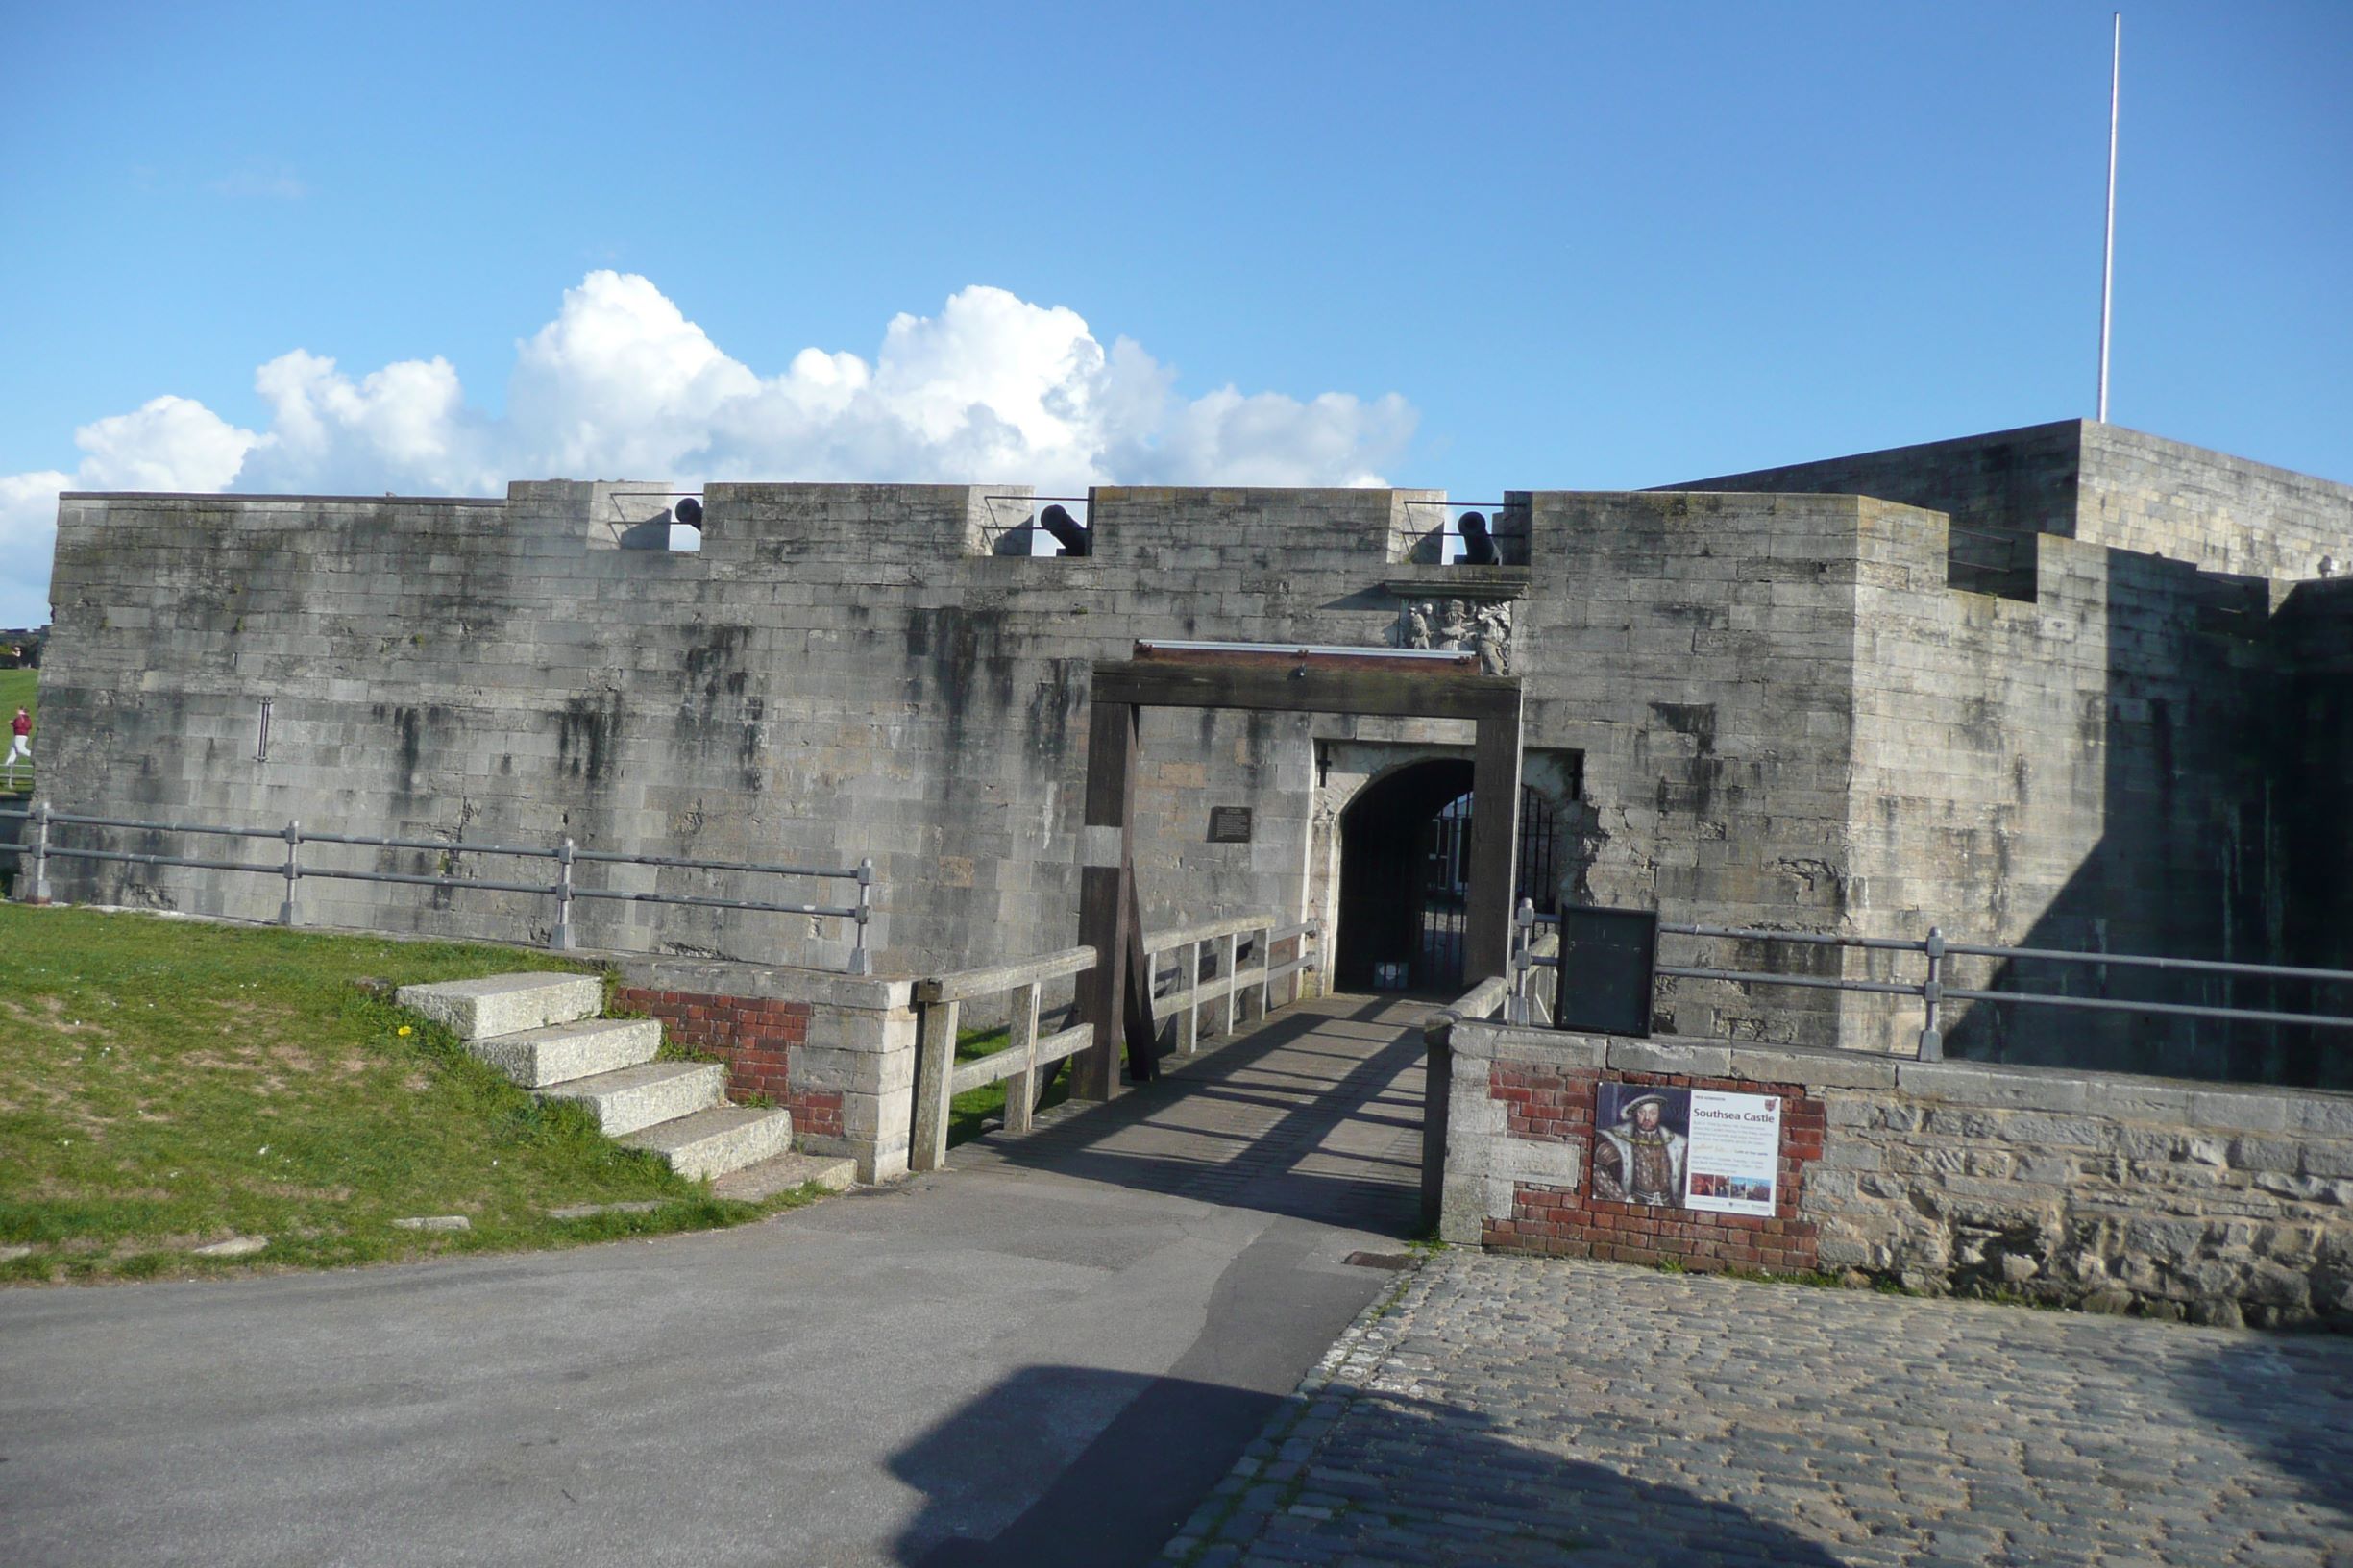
(1074, 642, 1525, 1100)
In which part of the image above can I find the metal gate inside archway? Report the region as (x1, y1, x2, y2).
(1336, 761, 1559, 993)
(1420, 786, 1559, 990)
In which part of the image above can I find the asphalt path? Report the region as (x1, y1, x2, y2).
(0, 993, 1429, 1568)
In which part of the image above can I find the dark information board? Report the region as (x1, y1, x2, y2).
(1207, 807, 1254, 844)
(1553, 905, 1659, 1038)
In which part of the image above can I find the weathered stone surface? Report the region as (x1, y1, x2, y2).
(534, 1061, 727, 1138)
(393, 974, 602, 1042)
(468, 1017, 660, 1089)
(1457, 1020, 2353, 1326)
(191, 1236, 267, 1257)
(619, 1106, 795, 1182)
(1605, 1039, 1731, 1078)
(709, 1150, 858, 1201)
(545, 1200, 666, 1220)
(40, 427, 2353, 1090)
(390, 1215, 470, 1232)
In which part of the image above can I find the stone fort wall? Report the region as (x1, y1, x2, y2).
(1438, 1017, 2353, 1330)
(36, 424, 2353, 1079)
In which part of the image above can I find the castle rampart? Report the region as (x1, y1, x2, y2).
(36, 423, 2353, 1083)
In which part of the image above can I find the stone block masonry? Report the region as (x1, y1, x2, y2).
(1441, 1018, 2353, 1330)
(36, 421, 2353, 1084)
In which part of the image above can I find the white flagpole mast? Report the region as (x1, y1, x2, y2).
(2098, 12, 2120, 423)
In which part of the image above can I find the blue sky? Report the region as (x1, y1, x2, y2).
(2, 0, 2347, 623)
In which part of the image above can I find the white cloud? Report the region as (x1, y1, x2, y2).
(241, 350, 487, 495)
(0, 472, 76, 626)
(73, 396, 257, 492)
(0, 273, 1418, 622)
(0, 398, 258, 625)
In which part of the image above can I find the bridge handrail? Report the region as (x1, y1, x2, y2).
(909, 911, 1321, 1172)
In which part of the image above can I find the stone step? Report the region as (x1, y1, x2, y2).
(711, 1149, 859, 1201)
(395, 972, 603, 1041)
(537, 1061, 727, 1137)
(622, 1106, 797, 1182)
(469, 1017, 662, 1089)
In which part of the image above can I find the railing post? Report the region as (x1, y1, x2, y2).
(849, 857, 874, 975)
(1222, 930, 1240, 1037)
(1179, 941, 1200, 1054)
(279, 819, 301, 927)
(911, 994, 960, 1172)
(1918, 925, 1946, 1061)
(1509, 898, 1535, 1025)
(1257, 921, 1274, 1020)
(1005, 981, 1041, 1136)
(551, 836, 575, 952)
(24, 798, 52, 904)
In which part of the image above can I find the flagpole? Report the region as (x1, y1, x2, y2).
(2098, 12, 2120, 424)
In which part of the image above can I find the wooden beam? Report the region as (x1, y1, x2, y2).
(1091, 660, 1520, 722)
(1462, 704, 1525, 983)
(1074, 699, 1138, 1100)
(910, 995, 960, 1173)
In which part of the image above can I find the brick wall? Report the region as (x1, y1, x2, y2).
(613, 985, 844, 1141)
(610, 955, 919, 1183)
(1440, 1020, 2353, 1330)
(1479, 1058, 1826, 1273)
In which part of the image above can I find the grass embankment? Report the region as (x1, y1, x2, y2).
(0, 906, 816, 1285)
(947, 1024, 1073, 1147)
(0, 666, 33, 795)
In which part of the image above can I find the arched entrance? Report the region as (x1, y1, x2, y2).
(1336, 760, 1560, 992)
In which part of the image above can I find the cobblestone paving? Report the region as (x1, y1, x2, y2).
(1163, 1253, 2353, 1568)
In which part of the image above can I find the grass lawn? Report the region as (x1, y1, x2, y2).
(947, 1023, 1073, 1147)
(0, 905, 819, 1285)
(0, 666, 32, 795)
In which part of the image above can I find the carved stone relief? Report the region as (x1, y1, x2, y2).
(1390, 596, 1512, 674)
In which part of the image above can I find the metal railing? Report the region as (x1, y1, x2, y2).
(1509, 903, 2353, 1059)
(1502, 911, 1559, 1026)
(0, 796, 873, 974)
(908, 912, 1321, 1172)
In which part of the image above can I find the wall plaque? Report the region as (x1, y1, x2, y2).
(1207, 806, 1254, 844)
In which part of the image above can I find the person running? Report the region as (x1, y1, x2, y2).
(5, 707, 29, 790)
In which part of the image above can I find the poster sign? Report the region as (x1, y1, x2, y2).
(1591, 1083, 1690, 1206)
(1590, 1082, 1783, 1217)
(1682, 1090, 1782, 1217)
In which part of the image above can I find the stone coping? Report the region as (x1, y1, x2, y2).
(601, 952, 915, 1011)
(1445, 1022, 2353, 1137)
(59, 490, 505, 505)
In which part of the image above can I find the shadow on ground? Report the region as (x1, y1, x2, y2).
(886, 1365, 1849, 1568)
(949, 995, 1427, 1237)
(2165, 1333, 2353, 1532)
